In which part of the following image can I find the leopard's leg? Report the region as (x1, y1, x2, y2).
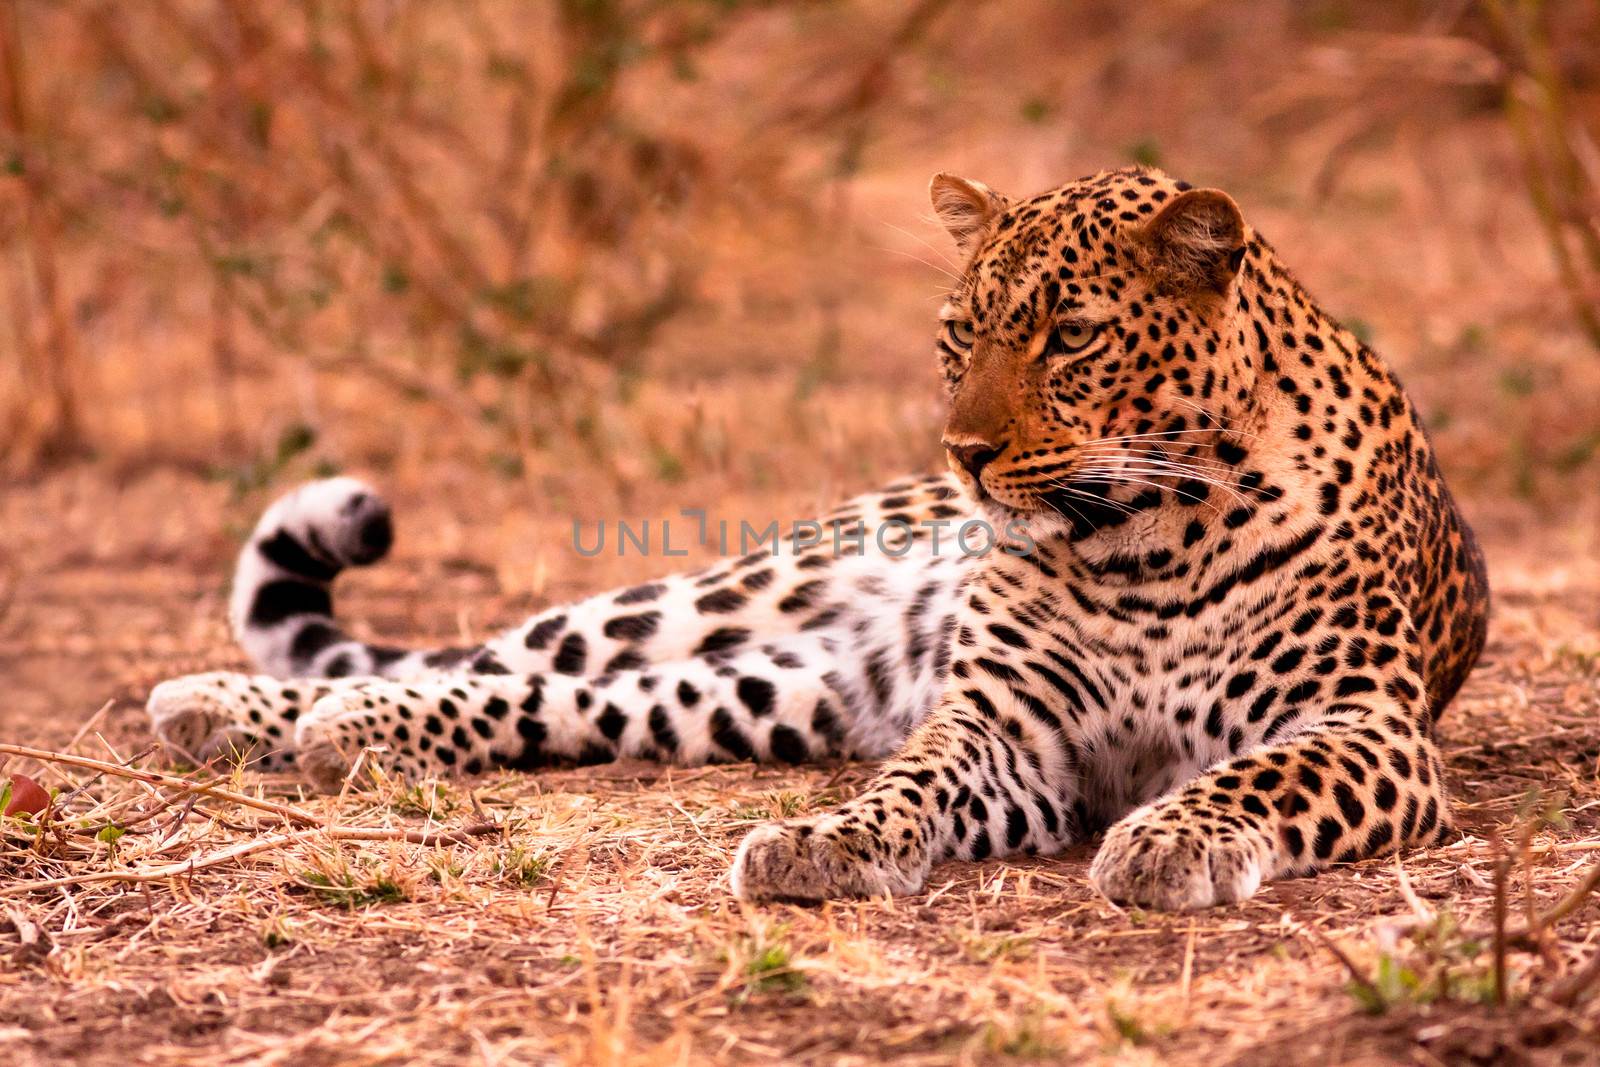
(146, 673, 370, 770)
(289, 634, 879, 791)
(150, 474, 965, 770)
(1089, 696, 1450, 911)
(730, 676, 1081, 901)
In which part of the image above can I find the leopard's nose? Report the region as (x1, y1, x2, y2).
(945, 440, 1003, 481)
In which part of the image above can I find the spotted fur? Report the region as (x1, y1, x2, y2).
(146, 166, 1488, 910)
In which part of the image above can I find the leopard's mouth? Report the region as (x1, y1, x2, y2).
(961, 463, 1131, 538)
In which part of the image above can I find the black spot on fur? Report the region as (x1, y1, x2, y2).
(1333, 782, 1365, 828)
(424, 647, 474, 669)
(524, 615, 567, 650)
(250, 581, 333, 627)
(695, 588, 749, 614)
(258, 529, 339, 582)
(777, 580, 827, 614)
(604, 649, 648, 674)
(289, 622, 341, 663)
(1313, 816, 1342, 860)
(553, 633, 588, 674)
(470, 650, 511, 674)
(737, 677, 776, 717)
(695, 627, 750, 655)
(1005, 807, 1028, 849)
(597, 703, 628, 741)
(604, 612, 661, 642)
(514, 716, 547, 760)
(647, 705, 678, 752)
(615, 582, 667, 605)
(769, 725, 808, 764)
(710, 708, 754, 760)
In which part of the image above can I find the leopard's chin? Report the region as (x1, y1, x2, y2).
(958, 481, 1032, 522)
(963, 477, 1134, 548)
(963, 495, 1060, 554)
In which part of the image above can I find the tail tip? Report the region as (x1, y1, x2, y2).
(279, 476, 394, 568)
(343, 492, 393, 566)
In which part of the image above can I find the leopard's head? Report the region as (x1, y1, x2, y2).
(931, 166, 1258, 530)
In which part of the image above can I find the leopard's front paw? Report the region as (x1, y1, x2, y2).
(1090, 809, 1270, 911)
(730, 820, 928, 903)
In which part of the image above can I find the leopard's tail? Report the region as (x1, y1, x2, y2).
(230, 477, 445, 679)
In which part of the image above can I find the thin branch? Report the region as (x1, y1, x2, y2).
(0, 742, 323, 828)
(1492, 833, 1512, 1006)
(0, 821, 501, 896)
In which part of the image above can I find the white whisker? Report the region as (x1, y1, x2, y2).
(1082, 425, 1260, 447)
(877, 218, 963, 272)
(1074, 446, 1238, 472)
(1074, 457, 1255, 492)
(1041, 479, 1138, 517)
(1166, 395, 1258, 434)
(873, 245, 963, 282)
(1076, 463, 1254, 504)
(1075, 471, 1234, 516)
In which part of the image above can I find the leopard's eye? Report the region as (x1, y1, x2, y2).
(944, 319, 975, 351)
(1056, 323, 1096, 351)
(1044, 321, 1099, 358)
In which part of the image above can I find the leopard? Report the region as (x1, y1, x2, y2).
(144, 165, 1489, 910)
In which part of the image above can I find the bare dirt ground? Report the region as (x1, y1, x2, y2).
(4, 3, 1600, 1064)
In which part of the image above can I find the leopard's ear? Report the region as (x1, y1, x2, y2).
(930, 173, 1008, 255)
(1140, 188, 1246, 296)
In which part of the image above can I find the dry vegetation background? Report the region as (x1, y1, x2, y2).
(2, 0, 1600, 1064)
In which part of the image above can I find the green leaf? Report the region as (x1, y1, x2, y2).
(248, 100, 274, 149)
(1020, 97, 1051, 124)
(1126, 137, 1164, 168)
(275, 423, 316, 464)
(381, 262, 411, 294)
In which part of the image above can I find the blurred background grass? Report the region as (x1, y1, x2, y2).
(0, 0, 1597, 685)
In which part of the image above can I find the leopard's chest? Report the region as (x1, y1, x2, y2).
(1036, 563, 1328, 826)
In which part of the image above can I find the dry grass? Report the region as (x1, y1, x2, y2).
(4, 1, 1600, 1063)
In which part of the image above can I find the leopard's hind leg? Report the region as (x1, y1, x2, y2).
(290, 633, 867, 791)
(147, 673, 367, 770)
